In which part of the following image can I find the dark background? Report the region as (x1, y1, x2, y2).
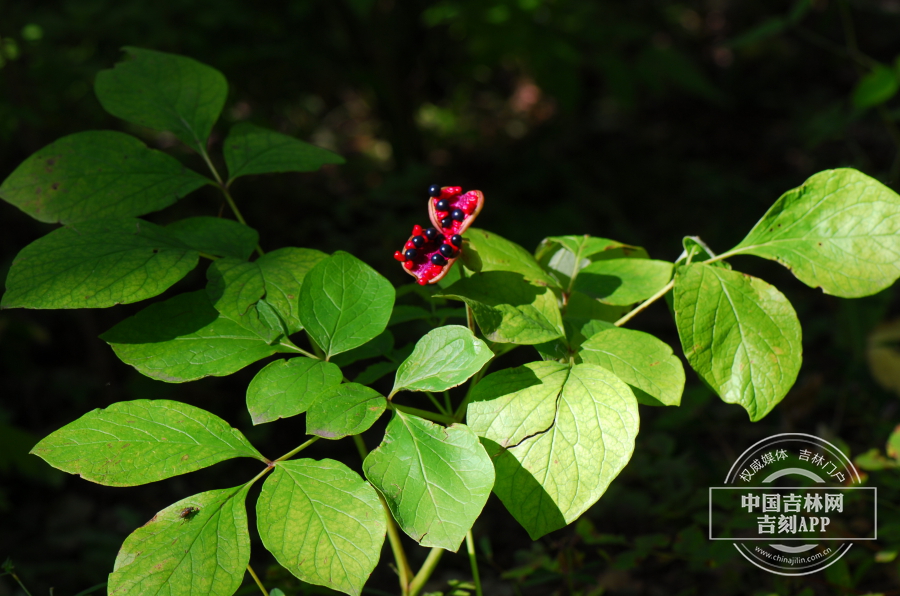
(2, 0, 900, 594)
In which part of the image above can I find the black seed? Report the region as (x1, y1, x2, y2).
(441, 217, 454, 228)
(439, 244, 455, 258)
(435, 233, 445, 244)
(436, 198, 451, 211)
(431, 254, 448, 266)
(423, 227, 438, 240)
(428, 184, 442, 197)
(411, 235, 425, 248)
(451, 209, 465, 221)
(450, 234, 463, 247)
(404, 249, 418, 260)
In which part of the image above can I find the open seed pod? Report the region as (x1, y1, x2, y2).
(427, 186, 485, 236)
(393, 224, 463, 285)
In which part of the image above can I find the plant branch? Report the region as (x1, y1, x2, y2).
(408, 547, 444, 596)
(246, 564, 269, 596)
(198, 146, 265, 257)
(274, 436, 320, 462)
(614, 279, 675, 327)
(465, 530, 484, 596)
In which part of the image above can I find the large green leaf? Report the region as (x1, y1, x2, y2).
(573, 259, 673, 305)
(246, 357, 343, 425)
(298, 251, 395, 358)
(166, 217, 259, 259)
(468, 363, 639, 539)
(109, 485, 251, 596)
(0, 131, 210, 224)
(1, 218, 198, 309)
(95, 47, 227, 152)
(306, 383, 386, 439)
(363, 411, 494, 551)
(437, 272, 564, 345)
(534, 235, 648, 289)
(730, 168, 900, 298)
(391, 325, 492, 397)
(462, 228, 558, 286)
(673, 263, 802, 421)
(206, 248, 328, 336)
(224, 122, 344, 182)
(578, 322, 684, 406)
(257, 459, 385, 596)
(30, 400, 264, 486)
(102, 291, 290, 382)
(534, 291, 628, 361)
(852, 64, 900, 109)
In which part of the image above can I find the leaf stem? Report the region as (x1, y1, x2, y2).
(454, 359, 494, 421)
(465, 304, 475, 334)
(391, 403, 456, 424)
(424, 391, 451, 416)
(246, 564, 269, 596)
(1, 564, 33, 596)
(277, 338, 319, 360)
(408, 547, 444, 596)
(613, 279, 675, 328)
(274, 436, 320, 462)
(198, 251, 220, 260)
(465, 530, 483, 596)
(198, 146, 265, 257)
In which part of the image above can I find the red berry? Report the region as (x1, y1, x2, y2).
(404, 260, 414, 270)
(412, 225, 423, 235)
(405, 240, 415, 250)
(393, 251, 406, 262)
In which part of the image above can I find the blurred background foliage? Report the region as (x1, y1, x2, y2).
(4, 0, 900, 594)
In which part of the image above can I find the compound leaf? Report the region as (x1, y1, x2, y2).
(363, 411, 494, 551)
(573, 259, 673, 306)
(257, 459, 385, 596)
(224, 122, 344, 182)
(246, 357, 343, 425)
(166, 217, 259, 259)
(462, 228, 557, 286)
(0, 131, 210, 224)
(535, 235, 648, 289)
(674, 263, 802, 421)
(109, 485, 251, 596)
(391, 325, 492, 396)
(95, 47, 227, 152)
(730, 168, 900, 298)
(306, 383, 386, 439)
(30, 399, 264, 486)
(2, 218, 198, 309)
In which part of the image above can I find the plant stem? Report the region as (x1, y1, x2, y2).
(274, 436, 319, 462)
(276, 338, 319, 359)
(198, 251, 220, 260)
(306, 331, 327, 360)
(443, 391, 453, 414)
(424, 391, 451, 416)
(198, 146, 265, 257)
(408, 547, 444, 596)
(352, 434, 368, 461)
(465, 530, 483, 596)
(614, 279, 674, 327)
(71, 583, 106, 596)
(392, 403, 456, 424)
(454, 359, 494, 421)
(5, 570, 33, 596)
(465, 304, 475, 334)
(246, 564, 269, 596)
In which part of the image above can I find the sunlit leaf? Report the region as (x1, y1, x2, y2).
(224, 122, 344, 182)
(391, 325, 492, 396)
(246, 357, 342, 424)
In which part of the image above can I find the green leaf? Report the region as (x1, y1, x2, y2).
(257, 459, 385, 596)
(95, 47, 227, 152)
(578, 323, 685, 406)
(535, 235, 648, 289)
(730, 168, 900, 298)
(1, 218, 198, 309)
(573, 259, 673, 305)
(534, 292, 628, 362)
(298, 251, 395, 358)
(109, 485, 250, 596)
(437, 272, 564, 345)
(224, 122, 344, 182)
(673, 263, 802, 421)
(331, 330, 394, 367)
(852, 64, 900, 109)
(206, 248, 328, 335)
(364, 411, 494, 551)
(468, 363, 639, 539)
(680, 236, 731, 269)
(354, 361, 399, 385)
(389, 305, 432, 326)
(306, 383, 386, 439)
(102, 291, 288, 382)
(0, 131, 210, 224)
(167, 217, 259, 259)
(462, 228, 558, 286)
(246, 357, 343, 425)
(30, 399, 264, 486)
(391, 325, 493, 396)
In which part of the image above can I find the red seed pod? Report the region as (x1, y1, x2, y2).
(395, 227, 462, 285)
(428, 187, 484, 236)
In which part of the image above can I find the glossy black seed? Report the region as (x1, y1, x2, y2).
(441, 217, 454, 228)
(451, 209, 465, 221)
(428, 184, 442, 197)
(423, 228, 439, 240)
(404, 249, 418, 260)
(431, 254, 448, 266)
(436, 198, 451, 211)
(439, 244, 455, 258)
(450, 234, 463, 247)
(435, 233, 446, 244)
(411, 235, 425, 248)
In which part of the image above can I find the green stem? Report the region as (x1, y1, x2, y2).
(352, 434, 368, 461)
(465, 304, 475, 334)
(277, 338, 319, 359)
(71, 583, 106, 596)
(424, 392, 451, 416)
(274, 436, 319, 462)
(465, 530, 483, 596)
(408, 547, 444, 596)
(306, 331, 327, 360)
(613, 279, 675, 328)
(198, 146, 265, 257)
(443, 391, 453, 414)
(246, 564, 269, 596)
(454, 359, 493, 421)
(6, 572, 33, 596)
(198, 251, 220, 260)
(392, 403, 456, 424)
